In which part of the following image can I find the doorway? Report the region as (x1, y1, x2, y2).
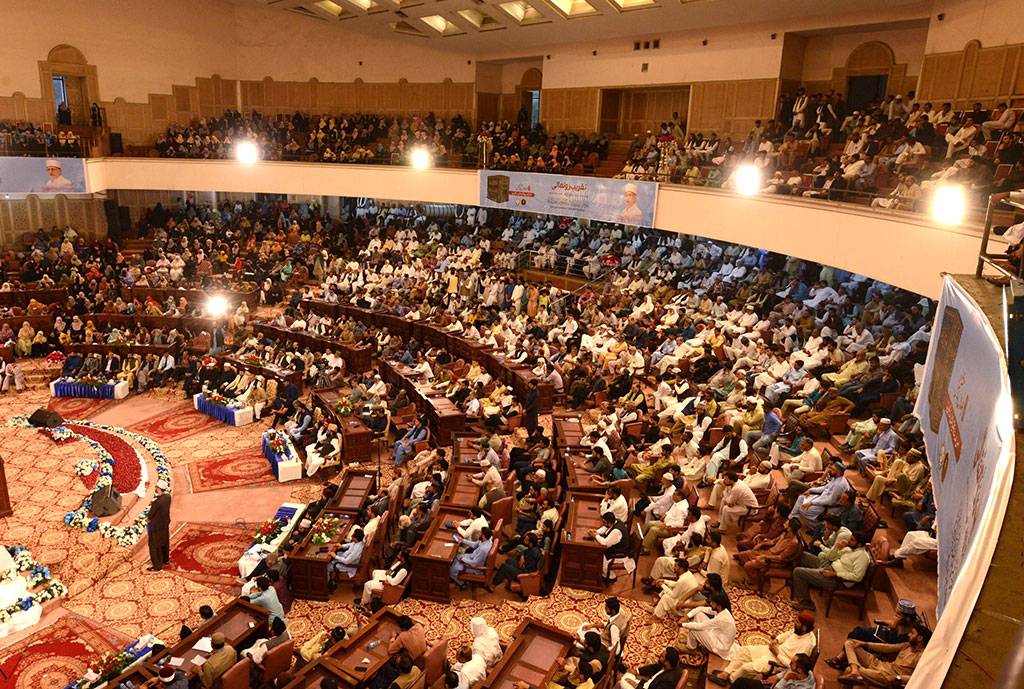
(846, 75, 888, 112)
(521, 89, 540, 128)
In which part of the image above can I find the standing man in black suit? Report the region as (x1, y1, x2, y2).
(147, 481, 172, 571)
(524, 379, 540, 435)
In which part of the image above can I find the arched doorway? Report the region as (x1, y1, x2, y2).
(519, 68, 543, 127)
(845, 41, 895, 111)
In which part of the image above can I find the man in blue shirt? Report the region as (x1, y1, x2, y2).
(854, 418, 899, 472)
(247, 576, 285, 625)
(328, 529, 365, 583)
(747, 406, 782, 454)
(450, 527, 494, 588)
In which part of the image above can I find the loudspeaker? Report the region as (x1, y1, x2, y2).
(109, 132, 123, 154)
(90, 485, 122, 517)
(28, 408, 64, 428)
(104, 199, 121, 244)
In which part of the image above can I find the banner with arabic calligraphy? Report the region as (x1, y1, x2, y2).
(477, 171, 657, 226)
(914, 277, 1013, 617)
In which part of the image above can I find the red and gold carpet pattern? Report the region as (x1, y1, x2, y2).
(126, 402, 226, 444)
(163, 523, 253, 588)
(45, 396, 120, 421)
(186, 449, 279, 493)
(0, 616, 131, 689)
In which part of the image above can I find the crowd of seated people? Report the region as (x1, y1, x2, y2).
(1, 193, 949, 685)
(0, 120, 84, 157)
(618, 90, 1023, 211)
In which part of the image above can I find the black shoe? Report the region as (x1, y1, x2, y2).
(146, 566, 161, 572)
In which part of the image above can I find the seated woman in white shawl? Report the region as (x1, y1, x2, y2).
(305, 423, 342, 476)
(470, 617, 503, 668)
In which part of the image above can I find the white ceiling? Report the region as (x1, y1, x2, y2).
(230, 0, 931, 52)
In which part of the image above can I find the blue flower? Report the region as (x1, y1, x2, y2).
(64, 513, 74, 524)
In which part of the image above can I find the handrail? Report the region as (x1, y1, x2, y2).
(976, 193, 1023, 281)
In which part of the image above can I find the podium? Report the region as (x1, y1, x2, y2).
(0, 457, 11, 518)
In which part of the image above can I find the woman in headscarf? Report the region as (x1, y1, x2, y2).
(83, 320, 97, 344)
(26, 299, 45, 316)
(0, 322, 15, 345)
(470, 617, 503, 668)
(69, 315, 84, 342)
(14, 322, 34, 357)
(30, 329, 49, 357)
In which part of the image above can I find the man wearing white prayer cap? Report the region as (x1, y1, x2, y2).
(616, 182, 645, 224)
(39, 159, 75, 192)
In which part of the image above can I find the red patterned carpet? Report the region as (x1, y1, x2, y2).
(186, 449, 279, 493)
(163, 523, 252, 588)
(126, 402, 225, 443)
(0, 616, 131, 689)
(46, 396, 120, 421)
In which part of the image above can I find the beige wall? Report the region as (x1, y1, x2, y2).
(0, 196, 107, 249)
(687, 79, 779, 140)
(800, 26, 928, 83)
(539, 88, 602, 133)
(918, 39, 1024, 109)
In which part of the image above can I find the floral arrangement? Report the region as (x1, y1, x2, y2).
(0, 546, 68, 625)
(64, 636, 160, 689)
(243, 355, 268, 367)
(45, 351, 67, 368)
(205, 392, 243, 409)
(334, 399, 354, 417)
(253, 518, 284, 544)
(94, 648, 135, 682)
(76, 374, 107, 388)
(264, 429, 296, 459)
(75, 458, 100, 476)
(309, 516, 342, 545)
(48, 425, 78, 443)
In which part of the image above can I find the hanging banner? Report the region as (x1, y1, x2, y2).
(907, 276, 1015, 688)
(0, 156, 88, 194)
(477, 170, 657, 226)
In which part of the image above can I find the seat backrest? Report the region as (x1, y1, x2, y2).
(673, 669, 689, 689)
(423, 638, 449, 686)
(262, 639, 295, 681)
(219, 658, 251, 689)
(491, 497, 514, 527)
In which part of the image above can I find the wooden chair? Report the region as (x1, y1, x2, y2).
(414, 426, 432, 455)
(220, 658, 252, 689)
(824, 553, 876, 620)
(491, 496, 515, 529)
(607, 524, 643, 588)
(509, 551, 547, 599)
(422, 638, 449, 687)
(611, 478, 634, 502)
(260, 639, 295, 686)
(380, 573, 412, 605)
(757, 539, 804, 596)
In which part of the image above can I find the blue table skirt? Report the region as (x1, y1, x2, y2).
(262, 434, 296, 478)
(195, 395, 244, 425)
(53, 380, 117, 399)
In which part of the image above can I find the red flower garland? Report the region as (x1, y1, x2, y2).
(68, 424, 143, 495)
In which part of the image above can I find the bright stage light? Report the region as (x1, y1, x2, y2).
(932, 185, 966, 225)
(411, 148, 431, 170)
(235, 141, 259, 165)
(735, 165, 760, 195)
(207, 296, 228, 317)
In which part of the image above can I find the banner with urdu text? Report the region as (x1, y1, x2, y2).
(477, 170, 657, 227)
(907, 276, 1015, 688)
(0, 157, 88, 194)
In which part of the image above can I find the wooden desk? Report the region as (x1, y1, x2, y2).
(255, 323, 373, 373)
(326, 470, 377, 515)
(559, 493, 606, 592)
(442, 464, 483, 508)
(218, 354, 303, 388)
(0, 288, 67, 307)
(563, 452, 605, 495)
(381, 358, 466, 445)
(409, 506, 471, 602)
(145, 599, 269, 679)
(312, 390, 373, 463)
(123, 286, 258, 309)
(453, 435, 479, 463)
(553, 415, 587, 456)
(322, 608, 405, 687)
(288, 513, 356, 601)
(283, 658, 356, 689)
(481, 620, 574, 689)
(64, 343, 177, 357)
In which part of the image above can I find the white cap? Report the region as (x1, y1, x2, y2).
(45, 159, 62, 169)
(156, 480, 170, 491)
(624, 183, 639, 194)
(880, 418, 892, 425)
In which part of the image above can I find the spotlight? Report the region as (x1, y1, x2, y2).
(235, 141, 259, 165)
(411, 148, 431, 170)
(932, 185, 966, 225)
(206, 296, 228, 317)
(735, 165, 760, 195)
